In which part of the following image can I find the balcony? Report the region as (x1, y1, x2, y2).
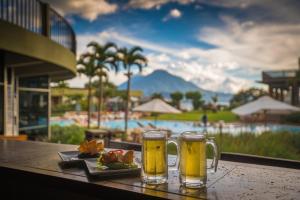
(0, 0, 76, 53)
(0, 0, 76, 80)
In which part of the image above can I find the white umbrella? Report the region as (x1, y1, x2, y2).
(133, 98, 181, 114)
(133, 98, 181, 124)
(232, 96, 300, 116)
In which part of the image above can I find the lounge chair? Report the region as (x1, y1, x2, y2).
(148, 123, 156, 129)
(136, 122, 145, 128)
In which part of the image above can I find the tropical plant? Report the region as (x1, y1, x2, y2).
(87, 42, 118, 128)
(117, 46, 147, 133)
(50, 125, 86, 145)
(77, 52, 98, 128)
(185, 91, 204, 110)
(94, 81, 119, 111)
(170, 91, 183, 109)
(151, 93, 164, 100)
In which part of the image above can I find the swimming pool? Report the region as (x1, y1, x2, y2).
(50, 119, 300, 134)
(51, 119, 76, 127)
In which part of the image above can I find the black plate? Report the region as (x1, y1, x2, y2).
(58, 151, 92, 168)
(83, 158, 141, 179)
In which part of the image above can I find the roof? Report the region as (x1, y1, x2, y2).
(232, 96, 300, 116)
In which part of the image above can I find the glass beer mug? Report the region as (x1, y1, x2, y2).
(176, 131, 219, 188)
(141, 130, 176, 184)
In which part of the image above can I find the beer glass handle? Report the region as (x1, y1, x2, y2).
(167, 140, 179, 171)
(206, 139, 219, 173)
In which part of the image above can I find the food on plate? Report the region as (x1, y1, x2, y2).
(78, 140, 104, 158)
(97, 150, 137, 170)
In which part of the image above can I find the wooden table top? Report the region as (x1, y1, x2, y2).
(0, 140, 299, 200)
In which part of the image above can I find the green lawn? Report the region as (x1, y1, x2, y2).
(168, 131, 300, 160)
(144, 111, 238, 123)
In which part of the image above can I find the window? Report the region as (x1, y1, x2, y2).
(0, 64, 3, 135)
(0, 85, 3, 135)
(19, 91, 48, 139)
(19, 76, 49, 89)
(18, 75, 49, 140)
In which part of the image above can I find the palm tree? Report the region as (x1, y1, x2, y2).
(77, 53, 98, 128)
(88, 42, 118, 128)
(117, 46, 147, 133)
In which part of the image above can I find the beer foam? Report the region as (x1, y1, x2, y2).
(181, 134, 205, 141)
(143, 132, 166, 140)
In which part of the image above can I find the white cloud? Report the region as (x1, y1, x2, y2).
(170, 9, 182, 18)
(197, 0, 261, 9)
(127, 0, 194, 9)
(71, 13, 300, 93)
(44, 0, 118, 21)
(198, 15, 300, 70)
(71, 30, 254, 93)
(163, 9, 182, 21)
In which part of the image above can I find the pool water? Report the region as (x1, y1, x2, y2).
(50, 119, 300, 135)
(51, 119, 76, 127)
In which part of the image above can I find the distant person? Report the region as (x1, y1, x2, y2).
(201, 112, 208, 128)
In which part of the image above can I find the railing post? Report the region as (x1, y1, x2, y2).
(41, 2, 50, 37)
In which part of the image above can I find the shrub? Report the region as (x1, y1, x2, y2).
(213, 131, 300, 160)
(50, 125, 86, 145)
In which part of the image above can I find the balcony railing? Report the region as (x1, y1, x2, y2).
(0, 0, 76, 53)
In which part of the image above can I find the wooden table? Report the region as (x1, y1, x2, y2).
(1, 140, 300, 200)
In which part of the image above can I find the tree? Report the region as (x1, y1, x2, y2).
(211, 94, 218, 104)
(117, 46, 147, 133)
(87, 42, 118, 128)
(67, 94, 84, 105)
(185, 91, 204, 110)
(77, 52, 98, 128)
(55, 80, 69, 97)
(211, 94, 219, 112)
(151, 93, 164, 100)
(56, 80, 69, 89)
(170, 91, 183, 109)
(94, 81, 118, 108)
(230, 87, 267, 108)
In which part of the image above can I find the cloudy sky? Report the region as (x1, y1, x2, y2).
(46, 0, 300, 94)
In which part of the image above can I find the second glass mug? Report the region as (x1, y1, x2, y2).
(176, 131, 218, 188)
(141, 130, 218, 188)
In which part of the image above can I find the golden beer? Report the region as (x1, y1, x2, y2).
(143, 138, 167, 175)
(141, 131, 168, 184)
(178, 132, 218, 188)
(180, 136, 207, 184)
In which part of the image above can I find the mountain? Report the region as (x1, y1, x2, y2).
(118, 70, 232, 103)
